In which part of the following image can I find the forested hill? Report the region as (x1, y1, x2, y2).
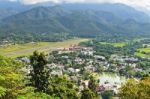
(0, 3, 150, 42)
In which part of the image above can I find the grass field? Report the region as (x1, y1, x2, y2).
(0, 38, 89, 58)
(135, 47, 150, 58)
(135, 52, 150, 58)
(137, 48, 150, 53)
(99, 42, 126, 47)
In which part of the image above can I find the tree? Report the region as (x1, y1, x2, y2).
(48, 76, 79, 99)
(97, 66, 104, 73)
(81, 88, 96, 99)
(88, 76, 98, 93)
(29, 51, 49, 93)
(119, 77, 150, 99)
(17, 87, 59, 99)
(0, 55, 24, 99)
(101, 90, 113, 99)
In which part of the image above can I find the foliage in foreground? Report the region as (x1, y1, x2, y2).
(29, 51, 80, 99)
(0, 55, 24, 98)
(119, 77, 150, 99)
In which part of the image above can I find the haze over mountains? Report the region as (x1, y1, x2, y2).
(0, 1, 150, 41)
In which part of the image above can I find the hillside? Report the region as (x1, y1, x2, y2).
(0, 3, 150, 42)
(63, 3, 150, 23)
(0, 9, 18, 20)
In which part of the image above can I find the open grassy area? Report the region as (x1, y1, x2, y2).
(135, 52, 149, 58)
(135, 47, 150, 58)
(137, 48, 150, 53)
(99, 42, 126, 47)
(0, 38, 89, 58)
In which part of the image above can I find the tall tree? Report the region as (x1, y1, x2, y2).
(0, 55, 24, 99)
(29, 51, 49, 93)
(88, 76, 98, 93)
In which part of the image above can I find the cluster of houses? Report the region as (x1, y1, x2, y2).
(18, 44, 149, 94)
(45, 46, 142, 93)
(0, 40, 12, 47)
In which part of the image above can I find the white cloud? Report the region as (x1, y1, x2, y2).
(6, 0, 150, 10)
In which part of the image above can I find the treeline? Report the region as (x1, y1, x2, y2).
(0, 32, 70, 44)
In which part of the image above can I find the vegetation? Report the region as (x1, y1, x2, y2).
(0, 2, 150, 99)
(0, 38, 89, 57)
(81, 88, 96, 99)
(0, 42, 150, 99)
(80, 39, 150, 78)
(101, 90, 114, 99)
(99, 42, 126, 47)
(29, 51, 49, 92)
(0, 55, 24, 98)
(119, 77, 150, 99)
(80, 40, 143, 59)
(0, 52, 81, 99)
(136, 47, 150, 58)
(28, 51, 80, 99)
(0, 5, 150, 42)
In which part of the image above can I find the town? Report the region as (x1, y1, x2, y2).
(19, 39, 150, 97)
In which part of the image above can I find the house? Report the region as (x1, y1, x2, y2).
(94, 55, 106, 61)
(69, 44, 82, 51)
(75, 69, 80, 73)
(96, 85, 105, 92)
(124, 57, 139, 63)
(51, 70, 63, 75)
(68, 68, 75, 73)
(47, 63, 64, 70)
(17, 57, 30, 63)
(75, 58, 83, 64)
(81, 50, 94, 56)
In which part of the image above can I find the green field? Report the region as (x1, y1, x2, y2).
(135, 47, 150, 58)
(137, 48, 150, 53)
(99, 42, 126, 47)
(0, 38, 89, 58)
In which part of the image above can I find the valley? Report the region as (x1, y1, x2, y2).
(0, 1, 150, 99)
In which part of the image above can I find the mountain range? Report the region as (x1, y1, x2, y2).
(0, 2, 150, 42)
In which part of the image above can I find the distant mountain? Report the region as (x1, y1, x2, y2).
(0, 3, 150, 42)
(0, 7, 70, 33)
(62, 3, 150, 23)
(0, 9, 18, 20)
(0, 1, 33, 20)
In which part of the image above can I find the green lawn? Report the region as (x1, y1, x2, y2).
(135, 52, 150, 58)
(137, 48, 150, 53)
(0, 38, 89, 58)
(135, 47, 150, 58)
(99, 42, 126, 47)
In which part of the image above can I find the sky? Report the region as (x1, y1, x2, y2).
(3, 0, 150, 10)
